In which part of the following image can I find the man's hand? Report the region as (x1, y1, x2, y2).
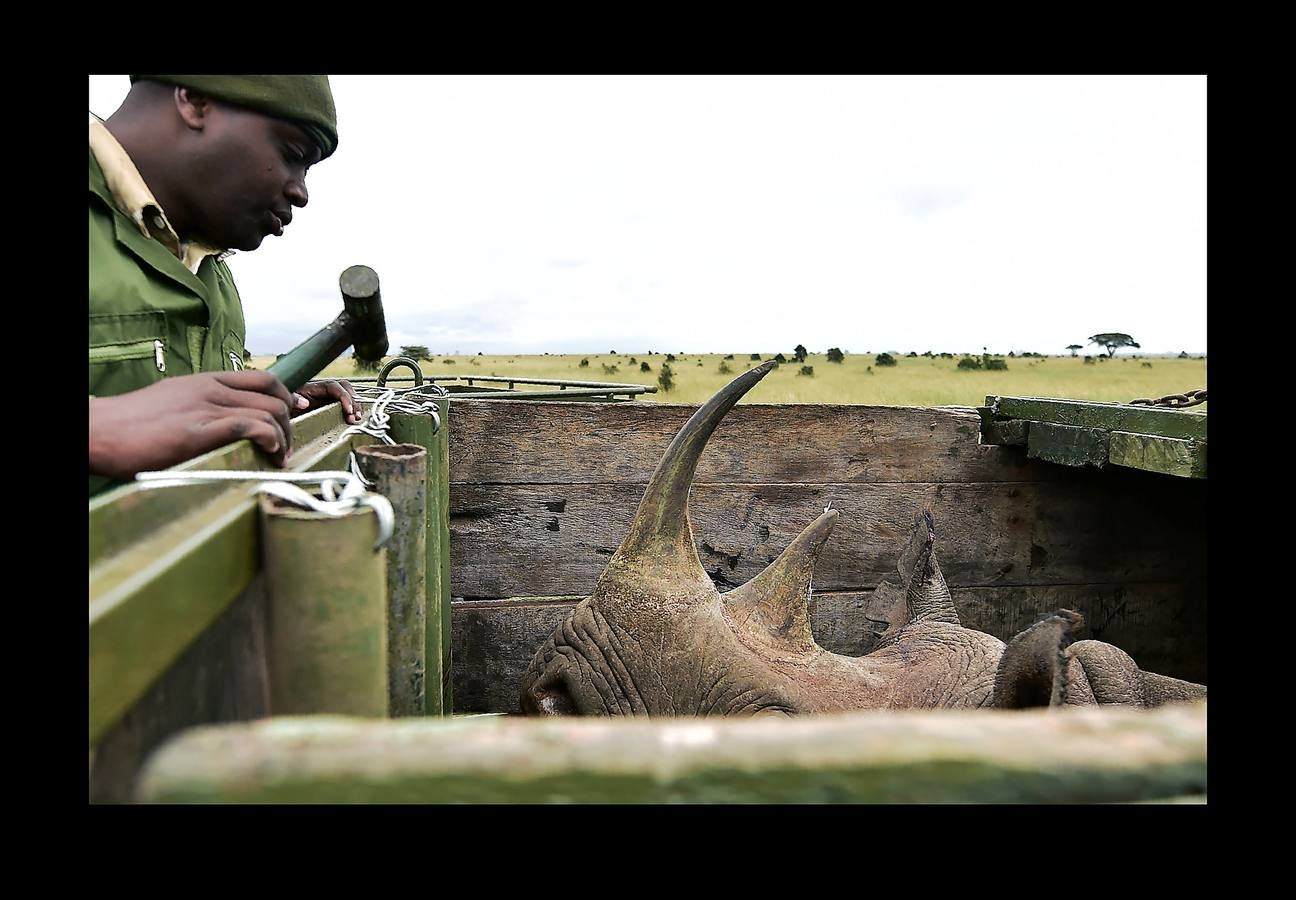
(291, 379, 362, 424)
(89, 371, 296, 480)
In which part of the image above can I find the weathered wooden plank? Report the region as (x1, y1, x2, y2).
(450, 477, 1203, 599)
(1027, 422, 1111, 469)
(1109, 432, 1207, 479)
(988, 396, 1207, 442)
(135, 703, 1208, 804)
(449, 401, 1062, 485)
(1027, 471, 1207, 587)
(450, 581, 1204, 714)
(90, 576, 270, 803)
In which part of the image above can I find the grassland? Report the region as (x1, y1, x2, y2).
(249, 352, 1208, 409)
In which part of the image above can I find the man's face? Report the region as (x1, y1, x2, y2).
(184, 101, 322, 251)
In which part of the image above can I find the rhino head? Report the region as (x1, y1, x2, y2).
(520, 363, 1206, 716)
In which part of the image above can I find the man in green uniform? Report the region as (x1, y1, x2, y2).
(89, 75, 361, 485)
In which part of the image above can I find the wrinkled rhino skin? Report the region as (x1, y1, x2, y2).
(520, 363, 1206, 716)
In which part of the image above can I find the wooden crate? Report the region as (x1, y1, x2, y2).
(448, 400, 1206, 714)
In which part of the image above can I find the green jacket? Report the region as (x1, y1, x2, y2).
(89, 149, 248, 398)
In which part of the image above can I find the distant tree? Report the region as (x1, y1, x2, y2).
(610, 350, 618, 355)
(666, 354, 677, 362)
(875, 353, 897, 367)
(657, 364, 675, 392)
(984, 357, 1009, 371)
(774, 352, 788, 364)
(629, 357, 637, 365)
(640, 361, 651, 372)
(798, 365, 814, 377)
(718, 361, 732, 374)
(1083, 355, 1095, 365)
(723, 353, 734, 360)
(793, 344, 808, 363)
(826, 348, 845, 363)
(1178, 350, 1190, 359)
(399, 345, 431, 361)
(1066, 344, 1083, 357)
(750, 353, 762, 360)
(957, 356, 982, 370)
(906, 351, 918, 358)
(1087, 333, 1140, 357)
(579, 358, 590, 368)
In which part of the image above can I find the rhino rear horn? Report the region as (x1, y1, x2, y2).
(899, 508, 961, 627)
(724, 509, 838, 653)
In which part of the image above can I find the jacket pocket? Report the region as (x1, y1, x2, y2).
(89, 311, 167, 395)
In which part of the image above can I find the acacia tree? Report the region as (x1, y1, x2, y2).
(1066, 344, 1083, 357)
(1087, 333, 1140, 358)
(793, 344, 808, 363)
(399, 345, 431, 361)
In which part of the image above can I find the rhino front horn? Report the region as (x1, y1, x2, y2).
(603, 361, 778, 587)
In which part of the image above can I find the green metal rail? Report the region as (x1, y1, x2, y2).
(979, 395, 1207, 479)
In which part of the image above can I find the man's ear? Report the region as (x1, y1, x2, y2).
(174, 87, 212, 130)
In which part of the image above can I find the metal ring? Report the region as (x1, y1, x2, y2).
(376, 357, 425, 388)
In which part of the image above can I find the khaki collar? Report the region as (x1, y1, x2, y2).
(88, 112, 227, 274)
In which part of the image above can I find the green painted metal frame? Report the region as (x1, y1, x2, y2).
(980, 395, 1207, 479)
(387, 399, 452, 714)
(88, 401, 453, 745)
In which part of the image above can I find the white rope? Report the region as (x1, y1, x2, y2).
(135, 469, 395, 550)
(130, 380, 446, 552)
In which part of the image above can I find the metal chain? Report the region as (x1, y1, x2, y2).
(1129, 389, 1208, 409)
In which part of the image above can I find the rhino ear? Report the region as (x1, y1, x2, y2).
(899, 508, 961, 627)
(602, 362, 778, 591)
(991, 609, 1084, 708)
(724, 509, 838, 653)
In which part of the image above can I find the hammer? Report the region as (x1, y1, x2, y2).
(266, 265, 389, 393)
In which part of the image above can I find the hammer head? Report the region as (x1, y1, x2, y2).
(339, 265, 389, 364)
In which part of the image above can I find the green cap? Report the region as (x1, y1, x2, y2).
(130, 74, 338, 159)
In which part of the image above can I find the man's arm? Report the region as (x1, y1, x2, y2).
(89, 371, 296, 480)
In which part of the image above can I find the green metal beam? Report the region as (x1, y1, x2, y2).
(89, 407, 370, 746)
(136, 702, 1207, 804)
(1026, 422, 1111, 469)
(987, 396, 1206, 442)
(1109, 432, 1207, 480)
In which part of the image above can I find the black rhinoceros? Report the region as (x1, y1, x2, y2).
(520, 362, 1206, 716)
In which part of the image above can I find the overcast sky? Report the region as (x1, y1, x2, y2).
(90, 75, 1206, 356)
